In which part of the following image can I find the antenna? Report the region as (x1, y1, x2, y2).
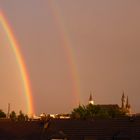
(7, 103, 10, 118)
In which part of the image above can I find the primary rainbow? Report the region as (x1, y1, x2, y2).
(0, 12, 34, 115)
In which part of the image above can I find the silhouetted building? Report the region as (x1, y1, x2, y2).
(89, 93, 94, 105)
(121, 92, 126, 109)
(121, 93, 131, 115)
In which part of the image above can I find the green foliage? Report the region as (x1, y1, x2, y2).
(10, 111, 17, 121)
(71, 104, 126, 119)
(0, 109, 29, 121)
(17, 110, 28, 122)
(0, 109, 6, 118)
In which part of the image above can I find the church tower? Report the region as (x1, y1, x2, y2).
(126, 96, 131, 115)
(121, 92, 126, 109)
(89, 93, 94, 105)
(121, 92, 132, 115)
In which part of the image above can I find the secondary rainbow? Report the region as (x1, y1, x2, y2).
(48, 1, 81, 104)
(0, 12, 34, 115)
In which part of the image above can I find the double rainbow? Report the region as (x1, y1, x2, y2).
(0, 12, 34, 115)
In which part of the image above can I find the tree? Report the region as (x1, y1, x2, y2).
(71, 104, 126, 119)
(17, 110, 26, 122)
(0, 110, 6, 118)
(71, 105, 87, 119)
(10, 111, 17, 121)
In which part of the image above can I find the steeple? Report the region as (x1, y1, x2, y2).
(121, 91, 126, 109)
(121, 92, 132, 115)
(126, 96, 129, 108)
(126, 96, 131, 114)
(89, 93, 94, 105)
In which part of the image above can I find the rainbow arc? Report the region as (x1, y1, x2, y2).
(48, 1, 81, 104)
(0, 12, 34, 115)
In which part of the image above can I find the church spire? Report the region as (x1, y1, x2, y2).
(89, 92, 94, 105)
(126, 96, 131, 114)
(121, 91, 126, 109)
(126, 96, 129, 108)
(121, 92, 131, 115)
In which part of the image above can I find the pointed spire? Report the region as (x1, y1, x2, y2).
(121, 90, 126, 109)
(89, 92, 93, 101)
(125, 96, 131, 115)
(89, 92, 94, 105)
(126, 96, 131, 108)
(126, 96, 129, 107)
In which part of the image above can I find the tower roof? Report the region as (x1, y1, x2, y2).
(89, 93, 93, 101)
(88, 93, 94, 105)
(126, 96, 131, 108)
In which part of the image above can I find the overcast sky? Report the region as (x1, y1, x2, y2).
(0, 0, 140, 115)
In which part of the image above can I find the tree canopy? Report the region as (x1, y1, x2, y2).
(0, 110, 6, 118)
(71, 104, 126, 119)
(17, 110, 28, 122)
(10, 111, 17, 121)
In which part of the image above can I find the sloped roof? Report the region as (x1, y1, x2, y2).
(45, 117, 140, 139)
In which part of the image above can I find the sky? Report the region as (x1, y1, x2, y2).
(0, 0, 140, 115)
